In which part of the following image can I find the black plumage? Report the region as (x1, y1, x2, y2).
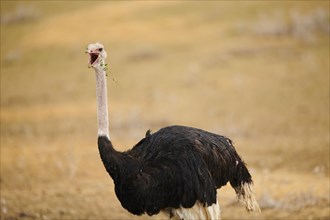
(98, 125, 253, 216)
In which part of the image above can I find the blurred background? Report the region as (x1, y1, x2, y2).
(1, 1, 329, 219)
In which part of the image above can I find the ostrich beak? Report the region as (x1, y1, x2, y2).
(88, 51, 100, 67)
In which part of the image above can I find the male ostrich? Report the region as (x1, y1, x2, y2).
(86, 42, 260, 219)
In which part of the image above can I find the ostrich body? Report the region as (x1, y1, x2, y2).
(87, 42, 260, 219)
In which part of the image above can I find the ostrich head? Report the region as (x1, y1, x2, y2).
(86, 42, 107, 71)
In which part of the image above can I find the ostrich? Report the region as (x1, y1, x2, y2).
(86, 42, 260, 219)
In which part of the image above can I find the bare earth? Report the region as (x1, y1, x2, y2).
(1, 1, 329, 220)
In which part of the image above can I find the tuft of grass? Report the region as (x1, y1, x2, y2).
(259, 191, 330, 211)
(0, 4, 40, 25)
(238, 8, 329, 42)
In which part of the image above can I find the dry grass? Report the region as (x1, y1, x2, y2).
(1, 1, 329, 219)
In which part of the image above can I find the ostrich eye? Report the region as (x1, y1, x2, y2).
(98, 48, 103, 52)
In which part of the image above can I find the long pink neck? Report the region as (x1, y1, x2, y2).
(95, 68, 110, 139)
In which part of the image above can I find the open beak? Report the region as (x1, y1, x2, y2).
(87, 50, 100, 68)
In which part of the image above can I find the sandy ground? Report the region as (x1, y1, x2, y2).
(1, 1, 329, 220)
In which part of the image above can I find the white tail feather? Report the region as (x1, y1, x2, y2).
(237, 182, 261, 213)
